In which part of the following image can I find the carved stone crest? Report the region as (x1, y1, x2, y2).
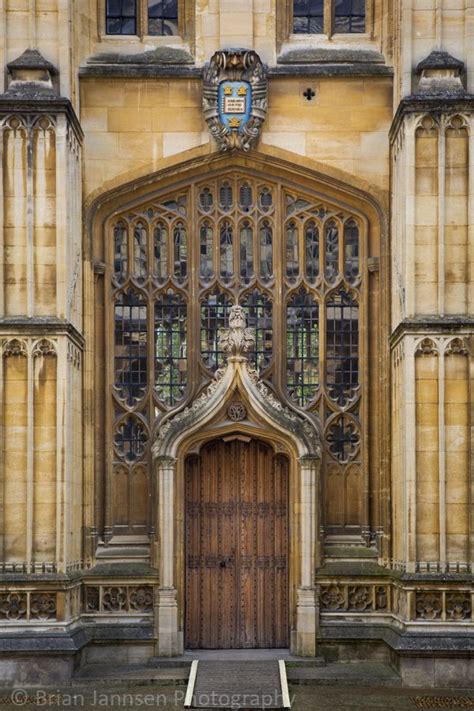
(203, 50, 267, 152)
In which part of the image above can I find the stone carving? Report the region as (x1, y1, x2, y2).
(154, 305, 321, 458)
(219, 305, 256, 356)
(129, 586, 154, 612)
(227, 401, 247, 421)
(102, 586, 127, 612)
(3, 338, 27, 357)
(375, 586, 388, 611)
(348, 585, 373, 611)
(445, 337, 469, 356)
(30, 592, 57, 620)
(0, 592, 27, 620)
(416, 337, 438, 356)
(32, 338, 56, 358)
(415, 592, 442, 620)
(84, 585, 154, 614)
(446, 592, 471, 621)
(320, 585, 345, 611)
(203, 50, 267, 152)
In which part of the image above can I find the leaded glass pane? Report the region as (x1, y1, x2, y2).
(286, 289, 319, 405)
(220, 220, 234, 282)
(133, 222, 147, 279)
(114, 221, 128, 281)
(148, 0, 178, 36)
(114, 416, 148, 461)
(286, 221, 299, 282)
(106, 0, 136, 34)
(305, 220, 319, 282)
(154, 222, 168, 283)
(219, 182, 233, 212)
(200, 291, 233, 371)
(293, 0, 324, 34)
(334, 0, 365, 33)
(200, 221, 214, 282)
(326, 289, 359, 405)
(344, 219, 359, 283)
(154, 291, 187, 405)
(259, 220, 273, 281)
(259, 187, 273, 213)
(173, 222, 187, 283)
(241, 290, 273, 370)
(240, 221, 254, 283)
(199, 187, 214, 213)
(239, 183, 253, 213)
(114, 290, 147, 405)
(325, 221, 339, 283)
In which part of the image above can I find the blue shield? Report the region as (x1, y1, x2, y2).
(218, 81, 252, 133)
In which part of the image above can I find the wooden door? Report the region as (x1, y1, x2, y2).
(185, 438, 289, 649)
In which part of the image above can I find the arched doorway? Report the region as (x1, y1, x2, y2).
(185, 437, 289, 649)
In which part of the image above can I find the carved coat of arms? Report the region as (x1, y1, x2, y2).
(203, 49, 268, 152)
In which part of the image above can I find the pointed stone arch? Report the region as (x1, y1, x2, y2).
(152, 306, 321, 657)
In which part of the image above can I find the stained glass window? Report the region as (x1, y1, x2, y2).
(148, 0, 178, 35)
(242, 290, 273, 370)
(305, 220, 319, 282)
(114, 290, 147, 405)
(114, 222, 128, 282)
(326, 288, 359, 405)
(286, 289, 319, 405)
(106, 0, 136, 34)
(240, 221, 254, 283)
(200, 291, 234, 371)
(173, 222, 187, 283)
(334, 0, 365, 33)
(293, 0, 324, 33)
(133, 222, 147, 280)
(344, 219, 359, 283)
(286, 221, 299, 283)
(259, 220, 273, 281)
(325, 220, 339, 283)
(200, 221, 214, 282)
(154, 222, 168, 283)
(155, 291, 187, 405)
(220, 220, 234, 282)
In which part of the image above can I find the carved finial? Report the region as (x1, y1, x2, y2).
(219, 305, 256, 359)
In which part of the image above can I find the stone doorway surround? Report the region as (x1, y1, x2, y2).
(152, 306, 322, 657)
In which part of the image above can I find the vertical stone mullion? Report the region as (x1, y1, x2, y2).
(0, 342, 4, 561)
(26, 123, 34, 318)
(26, 340, 33, 567)
(0, 122, 4, 316)
(404, 338, 416, 571)
(405, 116, 416, 318)
(55, 114, 67, 319)
(55, 339, 66, 572)
(468, 117, 474, 313)
(438, 118, 446, 316)
(438, 343, 446, 570)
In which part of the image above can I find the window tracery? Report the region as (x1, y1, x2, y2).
(107, 172, 365, 538)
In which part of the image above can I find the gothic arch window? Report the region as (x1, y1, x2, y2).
(106, 171, 367, 540)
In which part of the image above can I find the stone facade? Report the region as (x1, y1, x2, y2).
(0, 0, 473, 688)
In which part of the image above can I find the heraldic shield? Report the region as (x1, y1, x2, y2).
(203, 50, 268, 152)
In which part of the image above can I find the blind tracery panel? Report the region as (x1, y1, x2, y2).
(107, 173, 366, 539)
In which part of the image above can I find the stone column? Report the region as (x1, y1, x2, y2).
(155, 455, 181, 657)
(295, 455, 320, 657)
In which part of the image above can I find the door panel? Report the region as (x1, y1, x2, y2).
(185, 438, 289, 649)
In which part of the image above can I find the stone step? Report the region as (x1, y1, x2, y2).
(185, 660, 290, 709)
(287, 661, 402, 686)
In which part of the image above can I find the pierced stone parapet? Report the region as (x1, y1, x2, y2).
(84, 585, 154, 614)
